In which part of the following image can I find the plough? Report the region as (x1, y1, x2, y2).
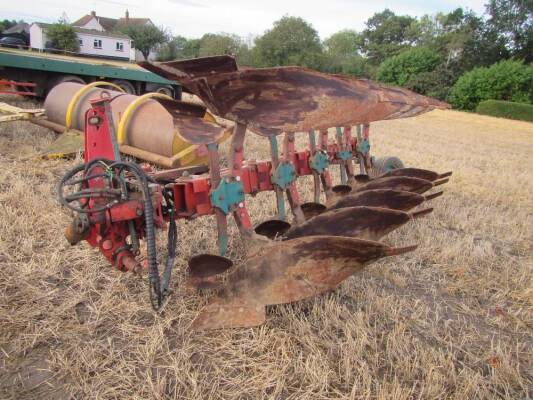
(55, 56, 451, 330)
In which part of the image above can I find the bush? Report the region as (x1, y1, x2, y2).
(376, 47, 440, 86)
(476, 100, 533, 122)
(404, 65, 457, 100)
(47, 22, 79, 53)
(449, 60, 533, 110)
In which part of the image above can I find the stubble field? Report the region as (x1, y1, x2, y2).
(0, 95, 532, 399)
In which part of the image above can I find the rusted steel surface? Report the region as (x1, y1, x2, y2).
(158, 55, 238, 77)
(254, 219, 291, 239)
(352, 176, 436, 194)
(376, 167, 453, 182)
(154, 97, 228, 145)
(328, 189, 441, 212)
(284, 206, 432, 242)
(188, 254, 234, 289)
(192, 235, 417, 330)
(300, 202, 327, 219)
(141, 57, 450, 136)
(140, 55, 238, 81)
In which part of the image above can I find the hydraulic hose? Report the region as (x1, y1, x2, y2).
(58, 158, 177, 311)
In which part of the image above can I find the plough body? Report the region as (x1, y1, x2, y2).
(56, 57, 452, 329)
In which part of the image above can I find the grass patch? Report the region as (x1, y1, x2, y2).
(476, 100, 533, 122)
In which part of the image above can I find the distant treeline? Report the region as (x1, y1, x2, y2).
(157, 0, 532, 110)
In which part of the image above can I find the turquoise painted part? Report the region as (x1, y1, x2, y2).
(357, 139, 370, 154)
(272, 161, 297, 190)
(210, 178, 245, 215)
(309, 151, 329, 173)
(335, 126, 344, 135)
(218, 234, 229, 256)
(269, 135, 279, 158)
(336, 150, 352, 161)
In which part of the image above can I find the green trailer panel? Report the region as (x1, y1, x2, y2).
(0, 49, 175, 85)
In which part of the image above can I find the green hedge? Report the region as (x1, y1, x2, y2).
(476, 100, 533, 122)
(377, 47, 440, 87)
(449, 60, 533, 110)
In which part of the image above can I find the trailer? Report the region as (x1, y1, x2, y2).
(0, 47, 181, 98)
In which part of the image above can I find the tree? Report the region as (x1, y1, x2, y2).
(198, 33, 253, 65)
(377, 47, 440, 86)
(402, 7, 509, 98)
(449, 60, 533, 110)
(198, 33, 242, 57)
(182, 38, 201, 59)
(120, 24, 168, 60)
(46, 20, 79, 53)
(361, 9, 418, 65)
(486, 0, 533, 62)
(323, 30, 366, 74)
(437, 9, 508, 71)
(157, 35, 188, 61)
(404, 64, 457, 100)
(0, 19, 18, 34)
(254, 16, 324, 68)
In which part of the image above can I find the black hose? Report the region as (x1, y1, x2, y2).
(161, 190, 177, 297)
(57, 162, 121, 214)
(58, 159, 177, 311)
(110, 161, 161, 309)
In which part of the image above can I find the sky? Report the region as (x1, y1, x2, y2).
(1, 0, 487, 39)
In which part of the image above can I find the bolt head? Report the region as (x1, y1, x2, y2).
(238, 202, 244, 208)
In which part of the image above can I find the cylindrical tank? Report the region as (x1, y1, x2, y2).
(45, 83, 180, 158)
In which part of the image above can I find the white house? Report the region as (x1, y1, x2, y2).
(30, 22, 133, 61)
(29, 11, 157, 62)
(72, 11, 157, 61)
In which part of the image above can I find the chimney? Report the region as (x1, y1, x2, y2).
(125, 9, 129, 21)
(91, 11, 96, 17)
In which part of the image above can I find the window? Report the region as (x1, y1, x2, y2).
(93, 39, 102, 49)
(79, 39, 83, 46)
(116, 42, 124, 52)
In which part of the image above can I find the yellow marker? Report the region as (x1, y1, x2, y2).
(65, 81, 124, 131)
(116, 92, 172, 145)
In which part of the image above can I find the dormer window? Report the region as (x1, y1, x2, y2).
(93, 39, 102, 49)
(116, 42, 124, 52)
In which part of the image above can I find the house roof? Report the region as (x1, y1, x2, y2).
(3, 23, 30, 35)
(116, 18, 152, 29)
(96, 17, 119, 31)
(72, 14, 152, 32)
(71, 15, 93, 27)
(34, 22, 131, 40)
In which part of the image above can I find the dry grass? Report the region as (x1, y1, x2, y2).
(0, 95, 532, 399)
